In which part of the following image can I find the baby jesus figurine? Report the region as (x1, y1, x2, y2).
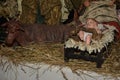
(77, 18, 107, 45)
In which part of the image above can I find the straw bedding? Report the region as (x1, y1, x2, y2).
(0, 40, 120, 77)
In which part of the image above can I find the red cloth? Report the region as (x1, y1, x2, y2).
(102, 21, 120, 40)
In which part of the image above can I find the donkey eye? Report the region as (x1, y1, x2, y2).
(5, 31, 8, 34)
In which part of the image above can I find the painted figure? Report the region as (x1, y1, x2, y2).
(77, 18, 106, 45)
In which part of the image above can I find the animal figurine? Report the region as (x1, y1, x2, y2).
(1, 19, 82, 46)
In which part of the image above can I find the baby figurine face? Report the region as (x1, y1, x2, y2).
(117, 9, 120, 21)
(86, 18, 98, 29)
(84, 0, 90, 7)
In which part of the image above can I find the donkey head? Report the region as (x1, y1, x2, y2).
(2, 19, 24, 46)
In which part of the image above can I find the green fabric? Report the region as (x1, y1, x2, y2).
(36, 0, 44, 24)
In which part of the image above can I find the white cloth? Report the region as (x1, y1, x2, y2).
(83, 32, 92, 41)
(83, 24, 104, 41)
(98, 24, 105, 30)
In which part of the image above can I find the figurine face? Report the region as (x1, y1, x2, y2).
(86, 18, 98, 29)
(117, 10, 120, 21)
(84, 0, 90, 7)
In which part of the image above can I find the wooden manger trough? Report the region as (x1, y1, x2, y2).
(64, 25, 117, 68)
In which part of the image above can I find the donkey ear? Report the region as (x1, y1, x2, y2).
(1, 22, 8, 27)
(18, 27, 25, 32)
